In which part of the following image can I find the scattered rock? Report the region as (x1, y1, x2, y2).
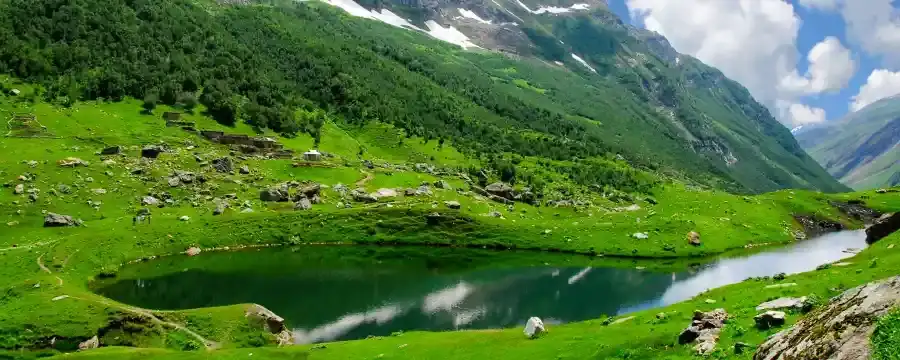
(213, 202, 228, 215)
(57, 184, 71, 194)
(13, 184, 24, 195)
(754, 311, 786, 330)
(352, 189, 378, 203)
(259, 186, 290, 202)
(688, 231, 701, 246)
(678, 309, 728, 355)
(756, 297, 809, 311)
(374, 188, 398, 199)
(212, 157, 234, 173)
(434, 180, 451, 189)
(866, 212, 900, 244)
(179, 216, 190, 221)
(141, 145, 165, 158)
(485, 182, 515, 200)
(523, 317, 545, 339)
(92, 188, 106, 195)
(294, 197, 312, 210)
(633, 232, 649, 239)
(100, 146, 121, 155)
(246, 304, 288, 334)
(44, 213, 77, 227)
(416, 185, 432, 196)
(734, 342, 752, 354)
(765, 283, 798, 289)
(186, 247, 202, 256)
(444, 201, 461, 209)
(793, 215, 844, 237)
(141, 196, 160, 206)
(57, 157, 89, 167)
(239, 165, 251, 174)
(167, 177, 181, 187)
(174, 171, 195, 184)
(78, 336, 99, 350)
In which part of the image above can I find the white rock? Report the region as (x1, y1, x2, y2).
(523, 316, 545, 339)
(179, 216, 190, 221)
(632, 232, 649, 239)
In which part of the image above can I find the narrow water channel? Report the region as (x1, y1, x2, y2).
(93, 230, 867, 344)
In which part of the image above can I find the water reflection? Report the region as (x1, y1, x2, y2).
(94, 230, 867, 344)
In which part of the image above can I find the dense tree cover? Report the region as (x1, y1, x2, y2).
(0, 0, 845, 194)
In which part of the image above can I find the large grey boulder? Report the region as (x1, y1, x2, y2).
(259, 186, 290, 202)
(754, 276, 900, 360)
(246, 304, 293, 346)
(679, 309, 728, 356)
(141, 145, 165, 158)
(212, 157, 234, 173)
(485, 182, 515, 199)
(866, 213, 900, 244)
(44, 213, 76, 227)
(13, 184, 24, 195)
(294, 197, 312, 210)
(756, 297, 809, 311)
(523, 317, 545, 339)
(78, 336, 99, 350)
(100, 146, 121, 155)
(755, 311, 786, 330)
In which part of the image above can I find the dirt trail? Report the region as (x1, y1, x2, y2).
(37, 254, 52, 274)
(355, 170, 374, 187)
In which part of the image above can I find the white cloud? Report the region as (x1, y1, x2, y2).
(797, 0, 840, 11)
(787, 103, 827, 124)
(841, 0, 900, 67)
(779, 37, 856, 95)
(851, 69, 900, 111)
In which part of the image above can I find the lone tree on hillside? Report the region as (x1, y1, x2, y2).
(142, 93, 158, 115)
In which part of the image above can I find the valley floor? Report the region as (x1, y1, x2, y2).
(1, 94, 899, 359)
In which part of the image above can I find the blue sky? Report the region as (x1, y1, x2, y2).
(604, 0, 899, 126)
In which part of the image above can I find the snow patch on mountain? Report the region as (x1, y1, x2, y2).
(571, 54, 597, 73)
(512, 0, 591, 14)
(457, 9, 492, 24)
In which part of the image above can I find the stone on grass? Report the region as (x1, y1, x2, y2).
(78, 336, 99, 350)
(294, 197, 312, 210)
(444, 201, 461, 209)
(678, 309, 728, 354)
(754, 311, 786, 330)
(259, 186, 290, 202)
(100, 146, 121, 155)
(485, 182, 515, 200)
(179, 216, 190, 221)
(352, 189, 378, 203)
(434, 180, 451, 189)
(523, 317, 545, 339)
(186, 247, 202, 256)
(633, 232, 649, 239)
(755, 297, 808, 311)
(374, 188, 398, 199)
(167, 177, 181, 187)
(866, 212, 900, 244)
(44, 213, 77, 227)
(13, 184, 24, 195)
(141, 145, 165, 159)
(688, 231, 701, 246)
(239, 165, 250, 174)
(142, 196, 160, 206)
(58, 157, 89, 167)
(92, 188, 106, 195)
(212, 157, 234, 173)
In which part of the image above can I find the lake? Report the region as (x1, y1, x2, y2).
(93, 230, 867, 344)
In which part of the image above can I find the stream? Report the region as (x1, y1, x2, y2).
(93, 230, 867, 344)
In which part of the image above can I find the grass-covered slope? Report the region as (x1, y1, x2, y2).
(0, 0, 844, 194)
(796, 95, 900, 190)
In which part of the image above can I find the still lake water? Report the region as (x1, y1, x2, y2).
(94, 230, 867, 344)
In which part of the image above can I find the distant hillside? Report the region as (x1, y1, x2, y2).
(0, 0, 846, 193)
(796, 96, 900, 190)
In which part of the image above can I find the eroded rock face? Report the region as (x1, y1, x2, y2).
(866, 213, 900, 244)
(246, 304, 293, 346)
(679, 309, 728, 355)
(754, 276, 900, 360)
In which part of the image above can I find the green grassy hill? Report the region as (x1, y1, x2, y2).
(796, 95, 900, 190)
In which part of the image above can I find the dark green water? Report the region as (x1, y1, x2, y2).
(93, 230, 866, 344)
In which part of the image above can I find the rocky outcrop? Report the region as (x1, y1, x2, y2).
(755, 311, 786, 330)
(141, 145, 166, 158)
(44, 213, 77, 227)
(830, 201, 882, 223)
(212, 157, 233, 173)
(260, 186, 290, 202)
(246, 304, 293, 346)
(793, 215, 844, 237)
(679, 309, 728, 355)
(754, 276, 900, 360)
(866, 213, 900, 244)
(78, 336, 99, 350)
(100, 146, 121, 155)
(485, 182, 515, 200)
(523, 317, 545, 339)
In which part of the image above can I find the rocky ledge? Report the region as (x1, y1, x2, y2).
(754, 276, 900, 360)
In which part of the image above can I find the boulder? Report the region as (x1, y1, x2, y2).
(444, 201, 461, 209)
(434, 180, 451, 189)
(756, 297, 808, 311)
(866, 212, 900, 244)
(186, 247, 202, 256)
(44, 213, 77, 227)
(374, 188, 398, 199)
(167, 177, 181, 187)
(754, 311, 786, 330)
(754, 276, 900, 360)
(57, 157, 89, 167)
(141, 145, 165, 158)
(213, 201, 228, 215)
(13, 184, 24, 195)
(416, 185, 432, 196)
(633, 232, 649, 239)
(352, 189, 378, 203)
(523, 317, 545, 339)
(100, 146, 121, 155)
(294, 197, 312, 210)
(485, 182, 515, 200)
(212, 157, 234, 173)
(239, 165, 251, 174)
(246, 304, 294, 346)
(678, 308, 728, 354)
(688, 231, 701, 246)
(78, 336, 99, 350)
(174, 171, 195, 184)
(179, 216, 190, 221)
(260, 186, 290, 202)
(141, 196, 160, 206)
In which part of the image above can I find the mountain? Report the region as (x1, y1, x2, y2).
(795, 96, 900, 190)
(0, 0, 845, 194)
